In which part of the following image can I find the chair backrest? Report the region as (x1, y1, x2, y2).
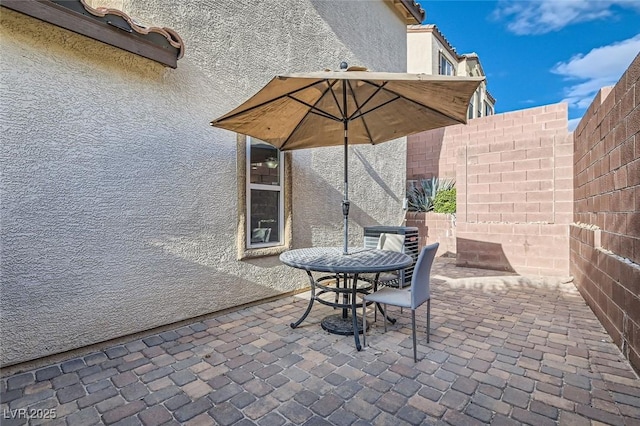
(410, 243, 439, 309)
(377, 233, 405, 253)
(251, 227, 271, 243)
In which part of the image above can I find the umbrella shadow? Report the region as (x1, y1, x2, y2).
(293, 150, 400, 248)
(352, 147, 401, 203)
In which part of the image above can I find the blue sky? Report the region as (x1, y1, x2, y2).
(416, 0, 640, 129)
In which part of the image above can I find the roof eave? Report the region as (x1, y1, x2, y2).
(388, 0, 425, 24)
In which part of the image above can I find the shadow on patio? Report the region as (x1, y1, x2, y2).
(1, 258, 639, 425)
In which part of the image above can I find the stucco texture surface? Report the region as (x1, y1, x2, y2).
(0, 1, 409, 366)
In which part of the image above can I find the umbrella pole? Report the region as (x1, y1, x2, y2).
(341, 78, 350, 255)
(342, 119, 349, 255)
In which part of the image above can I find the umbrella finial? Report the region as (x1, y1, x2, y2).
(339, 61, 348, 71)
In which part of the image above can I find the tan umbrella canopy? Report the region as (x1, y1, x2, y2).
(211, 67, 484, 254)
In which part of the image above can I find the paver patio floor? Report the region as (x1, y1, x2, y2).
(1, 258, 639, 425)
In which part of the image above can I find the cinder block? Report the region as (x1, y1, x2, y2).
(538, 202, 554, 213)
(490, 182, 515, 193)
(477, 152, 502, 164)
(555, 178, 573, 190)
(489, 141, 515, 152)
(527, 169, 554, 181)
(500, 149, 527, 162)
(514, 202, 539, 213)
(477, 213, 499, 222)
(489, 203, 514, 213)
(467, 164, 490, 175)
(526, 212, 554, 223)
(500, 213, 527, 223)
(478, 174, 501, 184)
(628, 213, 640, 238)
(467, 183, 490, 194)
(627, 158, 640, 186)
(502, 192, 527, 203)
(514, 158, 541, 171)
(515, 181, 543, 193)
(488, 223, 514, 234)
(489, 162, 515, 173)
(540, 224, 569, 238)
(554, 202, 573, 213)
(526, 191, 554, 202)
(527, 146, 555, 160)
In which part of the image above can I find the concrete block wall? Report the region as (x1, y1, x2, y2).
(405, 212, 456, 256)
(407, 127, 455, 180)
(407, 104, 573, 276)
(571, 54, 640, 374)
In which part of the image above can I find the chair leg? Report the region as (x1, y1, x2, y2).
(427, 299, 431, 344)
(362, 298, 367, 347)
(383, 304, 387, 332)
(412, 309, 417, 362)
(373, 274, 380, 322)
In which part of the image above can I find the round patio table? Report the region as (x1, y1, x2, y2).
(280, 247, 412, 351)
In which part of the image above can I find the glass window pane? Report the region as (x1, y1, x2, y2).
(250, 189, 280, 243)
(250, 140, 280, 185)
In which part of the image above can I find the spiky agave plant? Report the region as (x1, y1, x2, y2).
(406, 177, 455, 212)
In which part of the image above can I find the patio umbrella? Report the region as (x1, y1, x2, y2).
(211, 66, 483, 254)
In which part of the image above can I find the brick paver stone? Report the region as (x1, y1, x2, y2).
(209, 401, 244, 426)
(174, 397, 213, 423)
(101, 400, 145, 424)
(2, 259, 640, 426)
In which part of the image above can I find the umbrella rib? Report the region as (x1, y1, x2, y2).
(345, 81, 387, 121)
(345, 80, 375, 143)
(361, 80, 463, 123)
(286, 94, 342, 122)
(279, 80, 341, 149)
(212, 79, 327, 124)
(349, 95, 401, 122)
(327, 79, 346, 120)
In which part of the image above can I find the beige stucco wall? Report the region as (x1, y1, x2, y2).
(407, 27, 455, 76)
(407, 25, 494, 117)
(0, 0, 409, 366)
(407, 30, 434, 73)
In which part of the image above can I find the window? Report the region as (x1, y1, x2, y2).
(468, 102, 474, 119)
(247, 137, 283, 248)
(236, 135, 291, 259)
(484, 101, 494, 116)
(439, 53, 454, 76)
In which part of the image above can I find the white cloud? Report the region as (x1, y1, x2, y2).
(552, 35, 640, 110)
(568, 117, 581, 132)
(493, 0, 640, 35)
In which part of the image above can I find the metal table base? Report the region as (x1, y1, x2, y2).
(282, 247, 411, 351)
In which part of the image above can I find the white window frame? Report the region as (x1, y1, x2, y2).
(484, 100, 494, 116)
(246, 137, 285, 249)
(439, 53, 454, 76)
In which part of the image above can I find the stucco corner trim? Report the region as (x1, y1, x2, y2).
(1, 0, 184, 68)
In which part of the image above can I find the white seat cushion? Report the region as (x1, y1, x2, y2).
(364, 287, 412, 308)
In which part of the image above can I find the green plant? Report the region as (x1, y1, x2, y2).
(433, 188, 456, 213)
(406, 177, 455, 212)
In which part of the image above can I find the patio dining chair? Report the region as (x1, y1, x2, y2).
(332, 233, 408, 310)
(371, 232, 406, 286)
(362, 242, 439, 362)
(358, 233, 407, 320)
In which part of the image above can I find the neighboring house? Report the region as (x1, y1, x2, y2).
(0, 0, 424, 366)
(407, 24, 495, 118)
